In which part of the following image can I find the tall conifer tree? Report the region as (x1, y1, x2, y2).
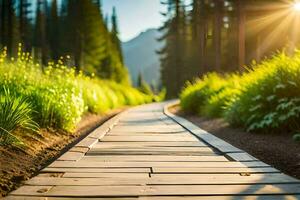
(158, 0, 186, 97)
(19, 0, 32, 52)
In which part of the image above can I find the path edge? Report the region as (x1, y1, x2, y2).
(163, 100, 267, 164)
(56, 109, 129, 162)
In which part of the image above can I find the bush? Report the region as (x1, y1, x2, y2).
(225, 52, 300, 133)
(180, 73, 239, 117)
(180, 51, 300, 134)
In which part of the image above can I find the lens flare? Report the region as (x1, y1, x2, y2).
(294, 2, 300, 11)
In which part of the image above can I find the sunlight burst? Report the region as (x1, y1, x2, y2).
(293, 2, 300, 11)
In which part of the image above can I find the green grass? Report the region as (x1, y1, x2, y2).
(180, 73, 239, 118)
(0, 46, 155, 145)
(0, 88, 39, 145)
(180, 51, 300, 134)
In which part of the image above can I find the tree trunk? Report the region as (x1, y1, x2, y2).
(214, 0, 222, 71)
(237, 0, 246, 70)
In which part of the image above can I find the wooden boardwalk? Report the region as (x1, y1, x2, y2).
(6, 102, 300, 199)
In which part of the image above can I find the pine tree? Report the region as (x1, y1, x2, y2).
(158, 0, 186, 97)
(0, 0, 19, 56)
(111, 7, 123, 64)
(48, 0, 59, 60)
(34, 0, 48, 66)
(19, 0, 32, 52)
(93, 0, 103, 18)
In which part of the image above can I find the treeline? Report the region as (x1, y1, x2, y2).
(159, 0, 299, 97)
(0, 0, 129, 84)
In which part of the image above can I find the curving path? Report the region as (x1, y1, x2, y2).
(5, 101, 300, 199)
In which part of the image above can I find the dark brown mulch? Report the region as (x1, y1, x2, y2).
(170, 106, 300, 180)
(0, 109, 123, 197)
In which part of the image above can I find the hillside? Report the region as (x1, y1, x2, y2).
(122, 29, 162, 87)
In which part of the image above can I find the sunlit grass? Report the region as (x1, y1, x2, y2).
(0, 45, 155, 145)
(181, 51, 300, 134)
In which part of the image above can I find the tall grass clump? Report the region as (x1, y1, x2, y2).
(180, 51, 300, 134)
(0, 45, 154, 144)
(0, 88, 39, 145)
(180, 73, 240, 117)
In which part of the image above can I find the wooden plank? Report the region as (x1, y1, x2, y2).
(113, 124, 183, 129)
(152, 167, 279, 174)
(58, 152, 84, 161)
(25, 177, 148, 186)
(81, 155, 228, 162)
(227, 152, 259, 161)
(85, 151, 217, 156)
(62, 173, 150, 178)
(92, 141, 208, 148)
(10, 184, 300, 196)
(110, 128, 185, 133)
(42, 167, 151, 173)
(139, 196, 300, 200)
(101, 135, 199, 142)
(6, 196, 300, 200)
(6, 197, 137, 200)
(88, 147, 216, 153)
(25, 174, 299, 186)
(49, 161, 269, 168)
(107, 133, 189, 136)
(69, 146, 89, 153)
(75, 137, 98, 148)
(149, 174, 300, 184)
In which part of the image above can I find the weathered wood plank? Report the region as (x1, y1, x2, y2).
(25, 174, 299, 186)
(227, 152, 259, 161)
(6, 196, 300, 200)
(25, 177, 148, 186)
(149, 174, 299, 184)
(139, 196, 300, 200)
(111, 127, 185, 133)
(81, 155, 228, 162)
(10, 184, 300, 196)
(89, 147, 215, 152)
(58, 152, 84, 161)
(101, 135, 201, 142)
(62, 173, 150, 178)
(7, 195, 137, 200)
(152, 167, 279, 174)
(42, 167, 151, 173)
(48, 161, 269, 168)
(92, 141, 208, 148)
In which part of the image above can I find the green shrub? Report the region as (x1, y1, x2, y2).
(180, 73, 239, 117)
(225, 52, 300, 132)
(181, 51, 300, 134)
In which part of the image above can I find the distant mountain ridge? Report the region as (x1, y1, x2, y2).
(122, 28, 162, 87)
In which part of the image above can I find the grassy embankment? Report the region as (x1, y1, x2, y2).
(180, 51, 300, 136)
(0, 46, 157, 146)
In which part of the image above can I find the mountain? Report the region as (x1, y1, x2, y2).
(122, 28, 162, 88)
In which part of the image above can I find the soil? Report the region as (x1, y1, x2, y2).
(0, 109, 123, 197)
(170, 106, 300, 180)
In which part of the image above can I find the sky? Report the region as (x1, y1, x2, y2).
(102, 0, 165, 42)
